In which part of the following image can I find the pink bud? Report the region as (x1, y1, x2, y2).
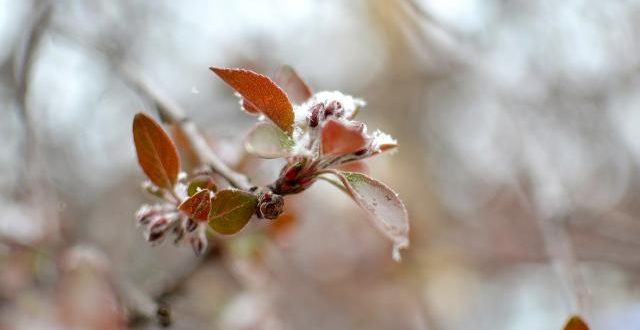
(323, 100, 343, 118)
(136, 205, 157, 225)
(189, 234, 207, 256)
(308, 103, 324, 128)
(185, 218, 198, 233)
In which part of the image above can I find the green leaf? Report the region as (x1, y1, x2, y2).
(244, 122, 295, 159)
(209, 189, 258, 235)
(331, 171, 409, 261)
(187, 176, 217, 197)
(132, 113, 181, 189)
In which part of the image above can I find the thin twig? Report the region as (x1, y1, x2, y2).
(514, 181, 588, 314)
(14, 1, 52, 189)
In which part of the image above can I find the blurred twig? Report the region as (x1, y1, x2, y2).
(514, 180, 589, 314)
(119, 65, 252, 191)
(13, 1, 52, 190)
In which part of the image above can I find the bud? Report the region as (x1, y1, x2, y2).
(173, 226, 185, 244)
(256, 190, 284, 219)
(135, 205, 157, 225)
(308, 103, 324, 128)
(189, 232, 207, 256)
(282, 161, 305, 180)
(148, 229, 166, 244)
(323, 100, 343, 118)
(185, 218, 198, 233)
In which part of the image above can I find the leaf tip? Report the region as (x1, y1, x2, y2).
(563, 315, 590, 330)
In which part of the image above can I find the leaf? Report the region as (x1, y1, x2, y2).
(321, 119, 369, 156)
(563, 315, 590, 330)
(337, 160, 369, 174)
(210, 67, 294, 135)
(187, 176, 217, 197)
(241, 98, 261, 115)
(179, 189, 212, 221)
(273, 65, 312, 104)
(244, 122, 295, 159)
(132, 113, 180, 189)
(209, 189, 258, 235)
(332, 171, 409, 261)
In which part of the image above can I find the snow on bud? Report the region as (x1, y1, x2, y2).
(136, 204, 157, 226)
(256, 190, 284, 220)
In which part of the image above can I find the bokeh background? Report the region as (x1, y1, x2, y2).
(2, 0, 640, 329)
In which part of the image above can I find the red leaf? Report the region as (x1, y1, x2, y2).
(337, 161, 369, 174)
(210, 67, 294, 134)
(179, 189, 212, 221)
(321, 119, 369, 156)
(563, 315, 590, 330)
(241, 99, 261, 115)
(273, 65, 312, 104)
(132, 113, 180, 189)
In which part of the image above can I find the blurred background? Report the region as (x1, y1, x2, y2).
(2, 0, 640, 329)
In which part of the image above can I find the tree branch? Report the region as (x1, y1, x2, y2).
(119, 65, 252, 191)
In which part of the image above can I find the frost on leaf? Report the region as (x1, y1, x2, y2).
(132, 113, 181, 189)
(331, 171, 409, 261)
(563, 315, 590, 330)
(210, 67, 294, 135)
(244, 122, 295, 159)
(273, 65, 312, 104)
(209, 189, 258, 235)
(179, 189, 212, 221)
(321, 119, 369, 156)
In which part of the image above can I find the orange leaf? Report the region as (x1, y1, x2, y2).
(179, 189, 212, 221)
(210, 67, 294, 134)
(132, 113, 180, 189)
(241, 99, 261, 114)
(321, 119, 369, 156)
(563, 315, 590, 330)
(273, 65, 312, 104)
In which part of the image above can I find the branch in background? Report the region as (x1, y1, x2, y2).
(119, 65, 252, 191)
(13, 1, 52, 190)
(514, 181, 589, 314)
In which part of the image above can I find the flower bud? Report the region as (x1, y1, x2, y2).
(135, 205, 157, 225)
(185, 218, 198, 233)
(323, 100, 343, 118)
(308, 103, 324, 128)
(256, 190, 284, 219)
(189, 232, 207, 256)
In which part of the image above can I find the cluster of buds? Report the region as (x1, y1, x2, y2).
(135, 177, 213, 256)
(264, 91, 398, 196)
